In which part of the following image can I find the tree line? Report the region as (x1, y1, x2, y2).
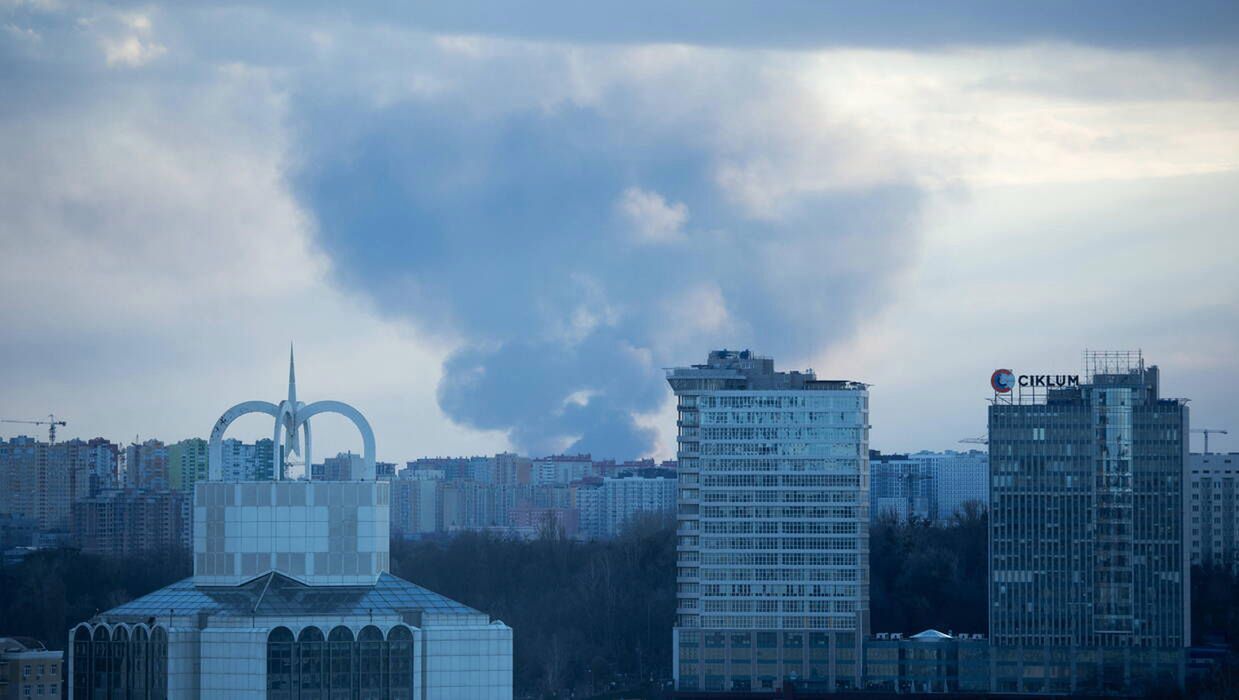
(4, 506, 1239, 698)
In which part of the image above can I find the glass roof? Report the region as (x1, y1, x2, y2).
(104, 572, 479, 618)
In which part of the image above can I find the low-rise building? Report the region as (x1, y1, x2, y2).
(0, 637, 63, 700)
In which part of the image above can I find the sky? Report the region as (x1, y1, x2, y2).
(1, 1, 1238, 463)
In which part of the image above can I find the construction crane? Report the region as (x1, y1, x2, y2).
(1192, 428, 1229, 454)
(0, 414, 67, 443)
(959, 435, 988, 445)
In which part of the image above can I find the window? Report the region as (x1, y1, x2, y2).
(267, 627, 294, 700)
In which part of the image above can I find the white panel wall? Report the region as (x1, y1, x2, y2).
(199, 627, 267, 699)
(422, 622, 513, 700)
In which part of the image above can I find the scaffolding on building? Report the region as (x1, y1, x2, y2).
(1083, 349, 1144, 382)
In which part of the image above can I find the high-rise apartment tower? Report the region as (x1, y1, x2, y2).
(668, 350, 869, 693)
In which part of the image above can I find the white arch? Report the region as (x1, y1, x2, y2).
(297, 400, 376, 480)
(208, 401, 279, 481)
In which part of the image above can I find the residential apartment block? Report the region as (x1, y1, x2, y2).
(667, 350, 870, 693)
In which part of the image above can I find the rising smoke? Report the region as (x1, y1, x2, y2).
(293, 51, 922, 458)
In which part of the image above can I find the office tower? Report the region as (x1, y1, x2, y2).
(987, 351, 1188, 694)
(69, 354, 512, 698)
(168, 438, 209, 493)
(1189, 452, 1239, 572)
(667, 350, 870, 693)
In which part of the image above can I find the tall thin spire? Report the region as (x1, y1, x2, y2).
(288, 343, 297, 407)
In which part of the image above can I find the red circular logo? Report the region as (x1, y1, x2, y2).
(991, 369, 1015, 393)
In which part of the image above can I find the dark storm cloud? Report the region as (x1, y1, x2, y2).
(291, 90, 921, 457)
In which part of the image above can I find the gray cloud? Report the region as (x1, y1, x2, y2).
(290, 83, 922, 456)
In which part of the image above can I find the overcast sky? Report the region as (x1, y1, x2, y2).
(2, 1, 1237, 463)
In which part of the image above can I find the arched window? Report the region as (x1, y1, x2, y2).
(327, 626, 354, 700)
(72, 626, 91, 700)
(111, 626, 129, 695)
(268, 627, 295, 700)
(358, 626, 384, 699)
(132, 627, 149, 698)
(149, 627, 168, 700)
(387, 626, 414, 700)
(297, 627, 326, 700)
(92, 626, 111, 698)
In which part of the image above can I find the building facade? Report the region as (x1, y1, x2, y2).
(1189, 452, 1239, 572)
(219, 438, 281, 482)
(869, 452, 935, 523)
(68, 354, 512, 699)
(72, 488, 190, 556)
(668, 350, 869, 693)
(168, 438, 209, 493)
(868, 451, 988, 525)
(987, 352, 1188, 694)
(0, 436, 108, 532)
(916, 450, 988, 521)
(0, 637, 63, 700)
(123, 440, 170, 490)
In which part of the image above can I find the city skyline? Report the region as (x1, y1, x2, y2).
(2, 3, 1238, 463)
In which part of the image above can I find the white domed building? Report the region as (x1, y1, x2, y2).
(68, 352, 513, 699)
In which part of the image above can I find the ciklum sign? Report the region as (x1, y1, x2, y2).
(990, 369, 1080, 394)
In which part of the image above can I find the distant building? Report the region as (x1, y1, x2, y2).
(0, 636, 63, 700)
(440, 480, 503, 531)
(315, 451, 363, 481)
(375, 460, 397, 480)
(987, 352, 1187, 694)
(407, 456, 472, 481)
(71, 488, 189, 556)
(667, 349, 870, 693)
(82, 438, 121, 494)
(495, 452, 530, 486)
(868, 450, 988, 523)
(219, 438, 281, 481)
(918, 450, 988, 520)
(532, 454, 593, 485)
(869, 451, 934, 523)
(508, 507, 577, 539)
(168, 438, 209, 493)
(1189, 452, 1239, 572)
(122, 439, 169, 490)
(390, 474, 439, 539)
(575, 474, 676, 539)
(0, 514, 36, 549)
(0, 436, 109, 532)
